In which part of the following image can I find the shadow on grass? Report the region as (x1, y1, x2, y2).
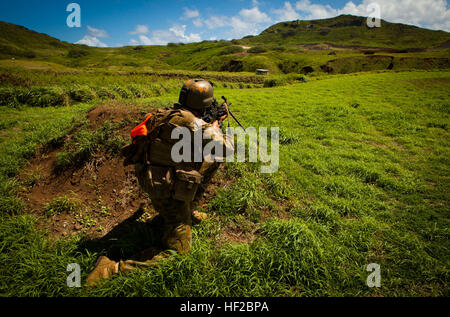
(77, 206, 164, 262)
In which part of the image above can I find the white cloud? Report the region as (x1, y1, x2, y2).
(87, 25, 109, 38)
(124, 0, 449, 47)
(289, 0, 450, 31)
(229, 6, 273, 38)
(182, 8, 200, 19)
(240, 7, 271, 23)
(129, 39, 140, 45)
(193, 18, 203, 27)
(129, 25, 150, 35)
(273, 2, 302, 22)
(169, 24, 201, 42)
(76, 35, 108, 47)
(132, 24, 201, 46)
(138, 34, 159, 45)
(295, 0, 337, 19)
(205, 15, 229, 29)
(352, 0, 450, 32)
(204, 5, 272, 38)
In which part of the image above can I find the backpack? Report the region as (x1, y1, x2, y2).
(123, 106, 204, 202)
(121, 107, 177, 166)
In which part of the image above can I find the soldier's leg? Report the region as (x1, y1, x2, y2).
(157, 198, 192, 254)
(190, 162, 221, 224)
(87, 196, 195, 282)
(117, 198, 192, 273)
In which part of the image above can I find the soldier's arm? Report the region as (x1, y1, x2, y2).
(202, 121, 234, 161)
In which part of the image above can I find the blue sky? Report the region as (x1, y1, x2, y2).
(0, 0, 448, 47)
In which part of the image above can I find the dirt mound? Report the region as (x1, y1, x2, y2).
(86, 101, 147, 131)
(19, 102, 228, 241)
(20, 102, 152, 239)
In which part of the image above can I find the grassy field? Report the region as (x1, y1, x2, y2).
(0, 68, 448, 296)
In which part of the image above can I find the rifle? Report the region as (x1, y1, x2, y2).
(202, 96, 246, 132)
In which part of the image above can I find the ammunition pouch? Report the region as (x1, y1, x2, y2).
(135, 164, 174, 199)
(121, 135, 150, 166)
(172, 169, 203, 202)
(147, 138, 178, 167)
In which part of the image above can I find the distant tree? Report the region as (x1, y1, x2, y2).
(67, 48, 89, 58)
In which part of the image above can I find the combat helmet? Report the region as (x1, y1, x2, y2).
(178, 79, 214, 111)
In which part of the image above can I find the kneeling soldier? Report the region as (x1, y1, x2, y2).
(86, 79, 233, 287)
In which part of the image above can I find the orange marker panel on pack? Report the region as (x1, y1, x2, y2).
(130, 114, 153, 140)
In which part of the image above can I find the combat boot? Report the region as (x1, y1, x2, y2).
(163, 223, 192, 254)
(85, 256, 119, 287)
(192, 210, 207, 224)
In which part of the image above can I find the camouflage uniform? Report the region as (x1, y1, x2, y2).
(118, 105, 232, 272)
(86, 80, 231, 286)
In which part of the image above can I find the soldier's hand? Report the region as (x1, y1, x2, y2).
(218, 113, 228, 122)
(212, 120, 221, 129)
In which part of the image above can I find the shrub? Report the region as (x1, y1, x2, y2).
(278, 59, 307, 74)
(263, 74, 308, 87)
(219, 46, 244, 56)
(248, 46, 267, 54)
(23, 50, 36, 58)
(67, 48, 89, 58)
(123, 61, 140, 67)
(272, 46, 286, 52)
(0, 87, 67, 108)
(127, 84, 151, 98)
(69, 86, 96, 102)
(95, 87, 116, 100)
(0, 88, 20, 108)
(263, 78, 285, 87)
(111, 85, 132, 99)
(26, 87, 67, 107)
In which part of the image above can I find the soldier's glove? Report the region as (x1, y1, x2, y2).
(121, 135, 148, 166)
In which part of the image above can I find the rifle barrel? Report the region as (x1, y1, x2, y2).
(221, 96, 246, 132)
(228, 110, 246, 132)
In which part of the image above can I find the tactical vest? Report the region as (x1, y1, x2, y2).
(122, 106, 208, 202)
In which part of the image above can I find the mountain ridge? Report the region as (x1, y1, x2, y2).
(0, 15, 449, 75)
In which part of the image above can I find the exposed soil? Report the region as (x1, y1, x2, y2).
(18, 101, 232, 242)
(19, 102, 152, 240)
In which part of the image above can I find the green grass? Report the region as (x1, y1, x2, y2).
(55, 120, 127, 170)
(43, 196, 81, 217)
(0, 103, 92, 214)
(0, 70, 448, 296)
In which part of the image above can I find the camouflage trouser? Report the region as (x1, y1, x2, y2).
(119, 198, 192, 272)
(119, 162, 220, 272)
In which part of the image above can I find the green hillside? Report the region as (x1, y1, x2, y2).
(247, 14, 449, 49)
(0, 21, 74, 59)
(0, 15, 449, 75)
